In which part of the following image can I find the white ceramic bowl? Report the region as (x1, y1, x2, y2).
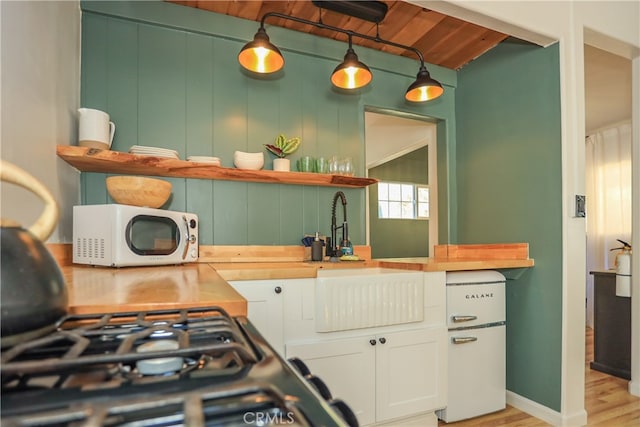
(234, 151, 264, 170)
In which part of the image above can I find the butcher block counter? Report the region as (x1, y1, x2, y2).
(62, 263, 248, 316)
(211, 260, 379, 281)
(377, 257, 534, 272)
(377, 243, 534, 272)
(210, 243, 533, 279)
(59, 243, 533, 315)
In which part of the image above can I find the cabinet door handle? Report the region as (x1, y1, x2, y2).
(452, 336, 478, 344)
(274, 286, 282, 294)
(452, 315, 477, 323)
(379, 337, 386, 344)
(369, 339, 377, 346)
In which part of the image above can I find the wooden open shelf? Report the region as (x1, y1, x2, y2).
(57, 146, 377, 188)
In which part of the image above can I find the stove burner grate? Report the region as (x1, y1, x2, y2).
(2, 306, 356, 427)
(1, 307, 258, 391)
(1, 382, 312, 427)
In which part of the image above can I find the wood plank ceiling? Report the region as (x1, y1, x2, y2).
(168, 1, 509, 70)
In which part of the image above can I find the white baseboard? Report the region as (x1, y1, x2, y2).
(506, 391, 588, 426)
(629, 380, 640, 397)
(373, 411, 437, 427)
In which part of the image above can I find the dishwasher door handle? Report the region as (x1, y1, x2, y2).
(451, 315, 478, 323)
(452, 336, 478, 344)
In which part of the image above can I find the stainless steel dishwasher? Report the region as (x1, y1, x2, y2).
(437, 270, 506, 423)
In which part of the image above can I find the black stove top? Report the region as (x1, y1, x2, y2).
(1, 306, 357, 427)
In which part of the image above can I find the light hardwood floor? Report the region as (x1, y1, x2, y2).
(438, 328, 640, 426)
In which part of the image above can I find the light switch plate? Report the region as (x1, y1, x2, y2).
(575, 195, 586, 218)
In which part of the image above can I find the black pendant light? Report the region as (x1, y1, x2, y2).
(405, 65, 444, 102)
(238, 3, 444, 102)
(330, 36, 372, 90)
(238, 27, 285, 74)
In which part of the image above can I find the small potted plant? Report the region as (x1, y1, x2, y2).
(265, 134, 301, 171)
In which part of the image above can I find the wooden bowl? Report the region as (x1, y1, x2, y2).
(106, 176, 172, 208)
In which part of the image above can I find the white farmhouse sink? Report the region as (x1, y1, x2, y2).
(315, 268, 424, 332)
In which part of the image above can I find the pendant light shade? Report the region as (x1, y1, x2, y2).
(405, 66, 444, 102)
(238, 27, 285, 74)
(238, 10, 445, 102)
(330, 47, 372, 90)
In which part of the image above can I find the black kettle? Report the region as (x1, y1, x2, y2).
(0, 160, 67, 348)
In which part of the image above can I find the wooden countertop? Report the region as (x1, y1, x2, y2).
(59, 243, 533, 315)
(62, 257, 533, 315)
(209, 243, 534, 280)
(211, 243, 533, 279)
(377, 257, 535, 272)
(211, 259, 379, 281)
(211, 262, 316, 281)
(212, 257, 534, 280)
(62, 263, 247, 316)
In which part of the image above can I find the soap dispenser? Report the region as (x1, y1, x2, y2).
(341, 237, 353, 256)
(311, 232, 323, 261)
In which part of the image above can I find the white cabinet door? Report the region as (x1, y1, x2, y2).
(441, 325, 505, 422)
(375, 327, 447, 422)
(286, 337, 376, 426)
(229, 280, 284, 355)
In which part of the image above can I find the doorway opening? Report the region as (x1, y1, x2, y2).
(583, 37, 636, 399)
(364, 110, 438, 259)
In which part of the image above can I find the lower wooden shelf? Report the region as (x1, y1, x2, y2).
(56, 145, 377, 188)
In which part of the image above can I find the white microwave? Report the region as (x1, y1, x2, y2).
(73, 204, 198, 267)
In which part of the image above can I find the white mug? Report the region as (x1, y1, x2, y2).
(78, 108, 115, 150)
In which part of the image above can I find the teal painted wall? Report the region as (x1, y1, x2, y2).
(79, 1, 457, 246)
(79, 0, 565, 412)
(455, 42, 563, 410)
(369, 146, 430, 258)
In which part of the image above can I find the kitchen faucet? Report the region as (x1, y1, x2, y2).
(327, 191, 348, 259)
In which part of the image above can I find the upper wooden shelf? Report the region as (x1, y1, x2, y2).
(56, 146, 377, 188)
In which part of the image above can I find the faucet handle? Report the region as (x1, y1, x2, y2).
(326, 236, 333, 257)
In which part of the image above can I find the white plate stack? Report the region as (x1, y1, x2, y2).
(129, 145, 180, 159)
(186, 156, 221, 166)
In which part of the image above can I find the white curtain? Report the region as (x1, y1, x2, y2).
(585, 121, 632, 327)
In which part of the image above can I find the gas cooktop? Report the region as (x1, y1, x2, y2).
(1, 306, 357, 426)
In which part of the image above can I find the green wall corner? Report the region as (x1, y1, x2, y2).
(455, 41, 563, 411)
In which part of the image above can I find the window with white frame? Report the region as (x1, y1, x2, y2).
(377, 182, 429, 220)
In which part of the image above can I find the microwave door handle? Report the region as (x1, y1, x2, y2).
(181, 215, 190, 260)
